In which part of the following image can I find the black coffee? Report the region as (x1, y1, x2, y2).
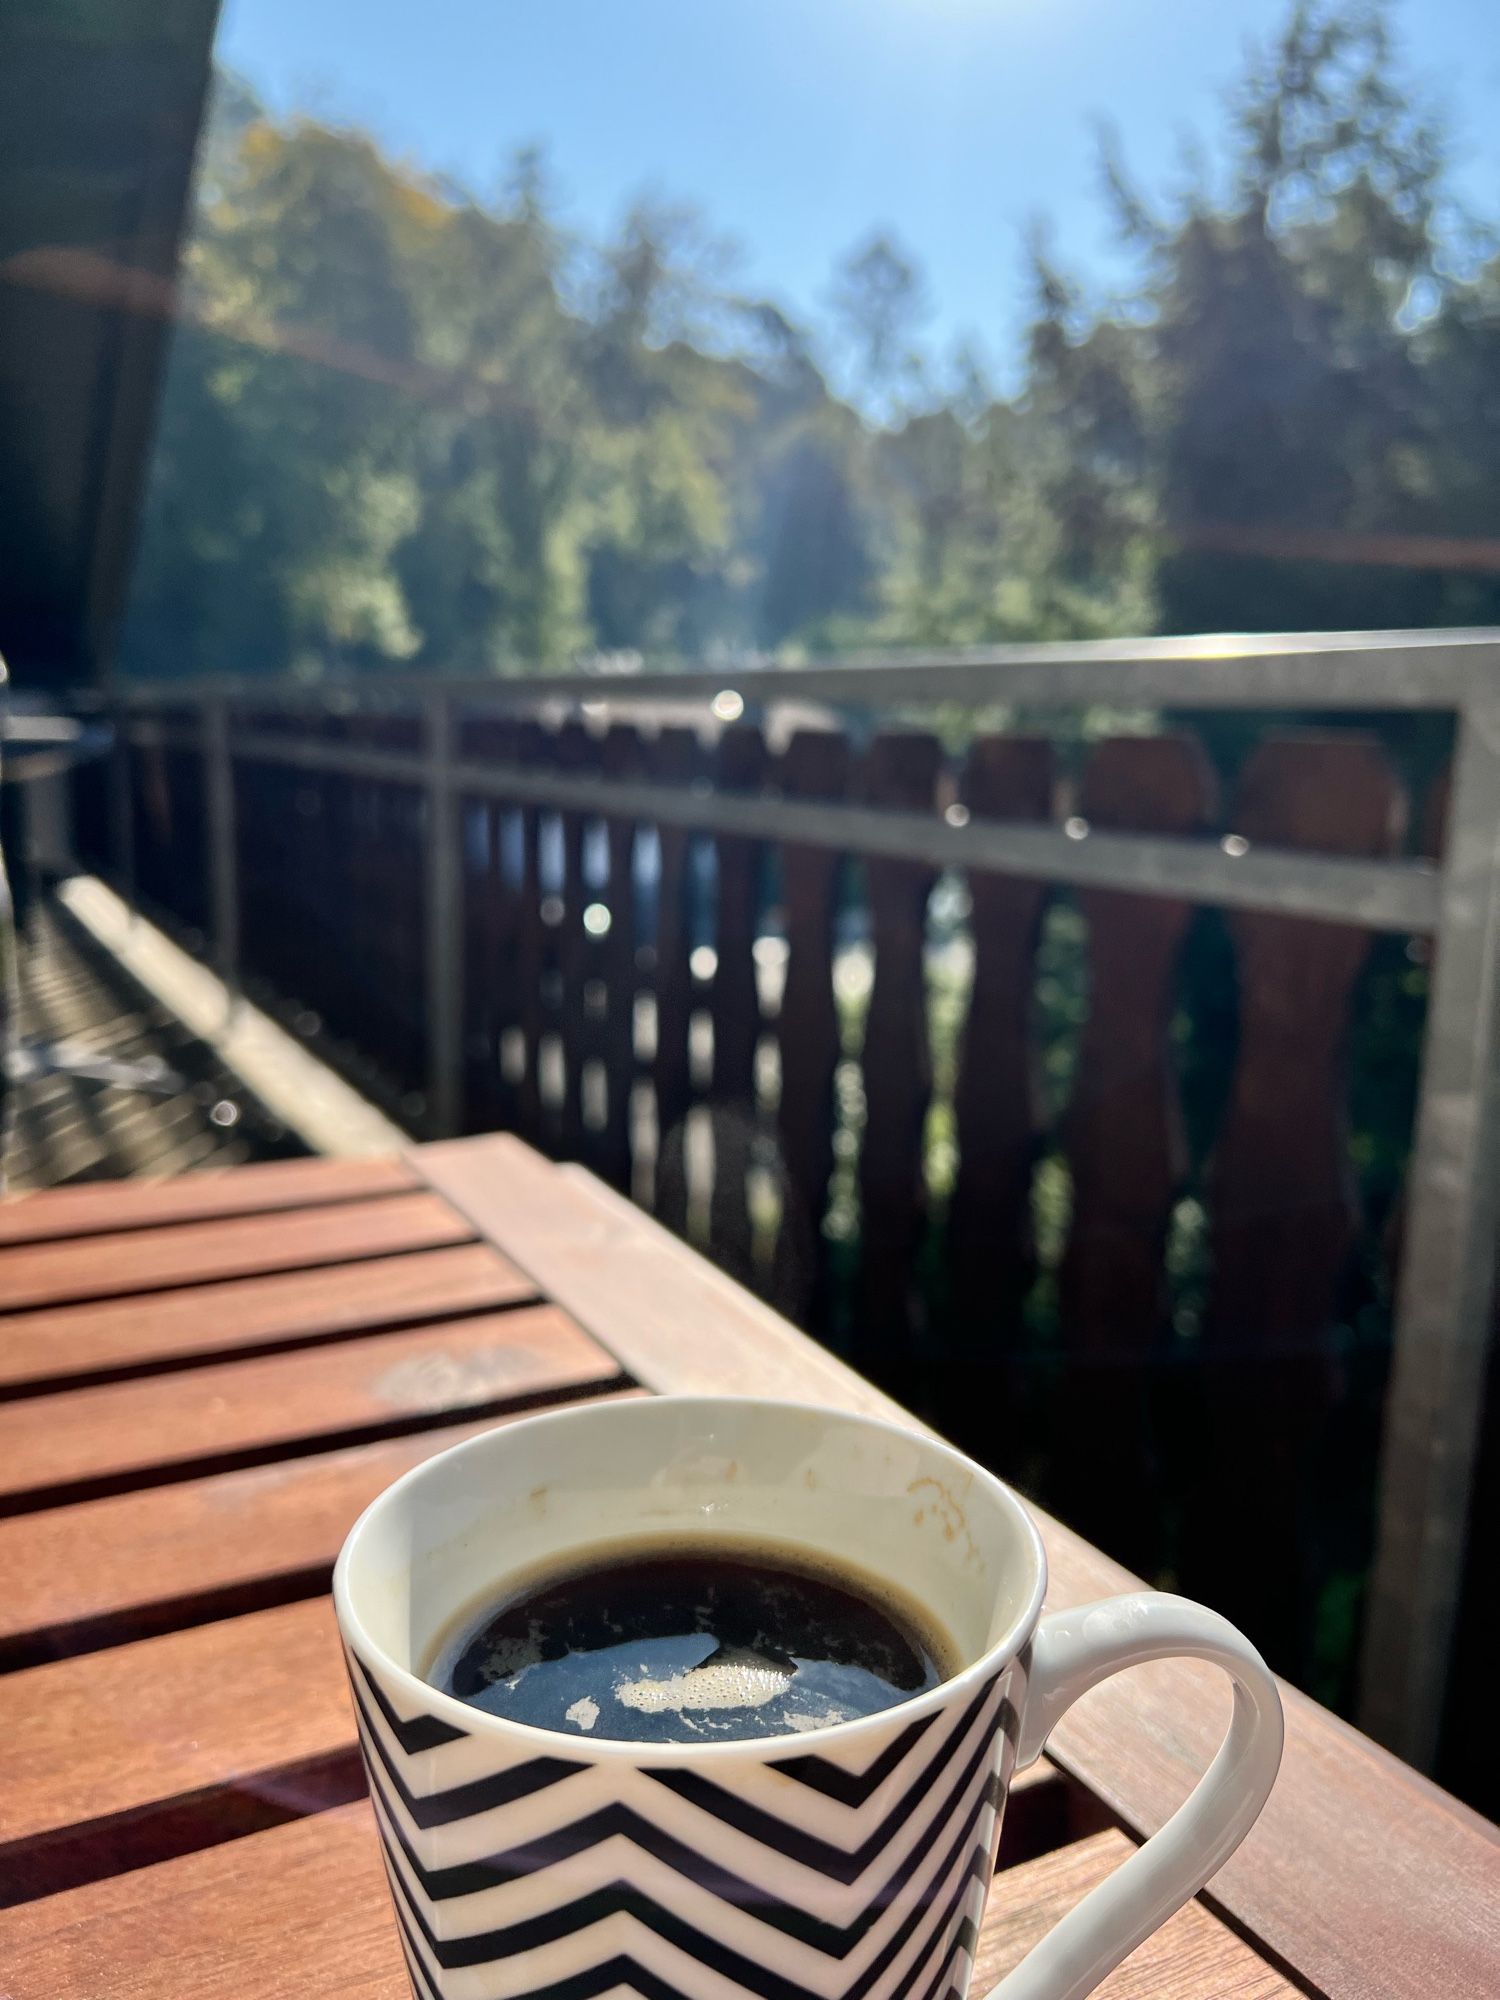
(429, 1540, 951, 1743)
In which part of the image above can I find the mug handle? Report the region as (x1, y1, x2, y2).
(983, 1591, 1284, 2000)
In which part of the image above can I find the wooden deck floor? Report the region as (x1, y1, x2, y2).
(4, 899, 305, 1191)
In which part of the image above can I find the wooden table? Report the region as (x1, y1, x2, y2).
(0, 1134, 1494, 1997)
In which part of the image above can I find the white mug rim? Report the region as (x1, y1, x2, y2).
(333, 1394, 1050, 1765)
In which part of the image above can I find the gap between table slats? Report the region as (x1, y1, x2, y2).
(0, 1242, 538, 1398)
(0, 1801, 1298, 1998)
(0, 1295, 620, 1516)
(0, 1154, 421, 1248)
(0, 1391, 644, 1671)
(0, 1304, 622, 1516)
(0, 1192, 474, 1313)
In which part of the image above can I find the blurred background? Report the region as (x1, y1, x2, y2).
(2, 0, 1497, 1814)
(102, 0, 1500, 675)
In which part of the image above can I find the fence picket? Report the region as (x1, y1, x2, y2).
(1192, 733, 1405, 1669)
(514, 719, 549, 1148)
(946, 736, 1055, 1400)
(648, 726, 704, 1234)
(598, 723, 643, 1193)
(1054, 734, 1216, 1571)
(459, 717, 522, 1136)
(857, 731, 944, 1392)
(773, 729, 852, 1329)
(552, 720, 595, 1160)
(706, 724, 770, 1284)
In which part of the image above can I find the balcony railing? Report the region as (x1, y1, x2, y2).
(67, 627, 1500, 1777)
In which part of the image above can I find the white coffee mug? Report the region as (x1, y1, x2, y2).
(334, 1396, 1283, 2000)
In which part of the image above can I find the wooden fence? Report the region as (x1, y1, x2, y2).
(65, 631, 1500, 1785)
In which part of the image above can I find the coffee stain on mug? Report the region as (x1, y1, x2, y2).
(907, 1475, 982, 1567)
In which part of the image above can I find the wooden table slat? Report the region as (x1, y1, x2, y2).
(415, 1137, 917, 1424)
(0, 1803, 1295, 2000)
(0, 1304, 624, 1512)
(0, 1155, 420, 1247)
(413, 1134, 1500, 2000)
(0, 1598, 356, 1903)
(975, 1829, 1298, 1999)
(0, 1392, 642, 1670)
(0, 1192, 475, 1312)
(0, 1243, 540, 1396)
(0, 1803, 407, 1998)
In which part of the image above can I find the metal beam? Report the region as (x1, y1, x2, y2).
(213, 727, 1441, 934)
(1359, 700, 1500, 1765)
(100, 626, 1500, 713)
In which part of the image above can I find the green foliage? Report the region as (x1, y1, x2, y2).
(123, 5, 1500, 679)
(123, 84, 885, 677)
(829, 231, 930, 408)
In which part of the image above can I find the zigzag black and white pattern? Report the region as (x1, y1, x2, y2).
(346, 1646, 1022, 2000)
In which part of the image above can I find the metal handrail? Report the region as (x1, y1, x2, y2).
(96, 623, 1500, 710)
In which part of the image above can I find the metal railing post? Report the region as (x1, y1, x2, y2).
(1359, 689, 1500, 1767)
(424, 691, 463, 1138)
(204, 695, 239, 1001)
(107, 703, 135, 913)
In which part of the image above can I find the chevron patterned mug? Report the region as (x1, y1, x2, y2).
(334, 1397, 1283, 2000)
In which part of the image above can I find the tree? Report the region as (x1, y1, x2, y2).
(124, 99, 427, 676)
(120, 4, 1500, 681)
(829, 231, 931, 411)
(752, 403, 874, 647)
(1143, 0, 1454, 630)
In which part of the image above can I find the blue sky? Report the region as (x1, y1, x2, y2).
(217, 0, 1500, 388)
